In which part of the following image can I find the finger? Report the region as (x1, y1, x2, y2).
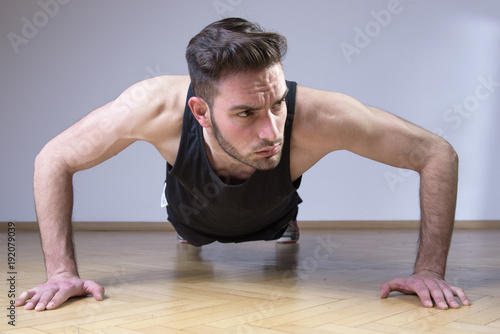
(15, 290, 35, 307)
(35, 289, 63, 311)
(25, 292, 43, 310)
(380, 283, 392, 298)
(424, 280, 448, 310)
(46, 289, 72, 310)
(451, 286, 471, 306)
(381, 278, 415, 297)
(441, 284, 460, 309)
(409, 279, 434, 308)
(35, 288, 70, 311)
(83, 280, 105, 301)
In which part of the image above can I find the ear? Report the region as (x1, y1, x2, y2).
(188, 97, 211, 128)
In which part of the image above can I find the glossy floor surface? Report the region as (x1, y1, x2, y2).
(1, 228, 499, 333)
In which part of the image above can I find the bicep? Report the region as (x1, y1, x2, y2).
(297, 87, 442, 172)
(40, 100, 137, 173)
(38, 78, 167, 172)
(343, 106, 437, 172)
(37, 76, 185, 173)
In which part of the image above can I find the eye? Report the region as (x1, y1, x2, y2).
(272, 99, 286, 111)
(237, 110, 253, 117)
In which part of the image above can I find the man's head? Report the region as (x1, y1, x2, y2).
(186, 17, 287, 107)
(187, 18, 289, 172)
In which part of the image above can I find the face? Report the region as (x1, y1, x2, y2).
(209, 64, 288, 171)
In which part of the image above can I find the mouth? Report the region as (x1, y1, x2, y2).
(255, 144, 281, 157)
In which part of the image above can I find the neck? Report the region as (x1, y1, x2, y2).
(203, 129, 256, 184)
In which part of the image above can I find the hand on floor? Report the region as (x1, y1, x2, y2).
(380, 270, 470, 309)
(15, 272, 104, 311)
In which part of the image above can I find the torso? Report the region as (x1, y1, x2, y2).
(164, 80, 302, 240)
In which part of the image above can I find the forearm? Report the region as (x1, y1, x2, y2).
(414, 143, 458, 277)
(34, 152, 79, 278)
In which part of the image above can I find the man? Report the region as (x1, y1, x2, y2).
(16, 18, 470, 311)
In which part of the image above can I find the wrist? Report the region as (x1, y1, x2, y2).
(412, 269, 445, 279)
(48, 271, 80, 281)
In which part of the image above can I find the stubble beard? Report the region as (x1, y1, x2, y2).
(210, 110, 284, 171)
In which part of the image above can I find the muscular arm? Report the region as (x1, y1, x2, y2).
(361, 106, 459, 277)
(16, 76, 187, 311)
(17, 98, 137, 310)
(33, 100, 135, 279)
(414, 136, 457, 277)
(376, 122, 468, 308)
(34, 156, 77, 280)
(395, 133, 467, 308)
(21, 149, 109, 310)
(294, 87, 469, 309)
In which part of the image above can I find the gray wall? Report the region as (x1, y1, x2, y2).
(1, 0, 499, 222)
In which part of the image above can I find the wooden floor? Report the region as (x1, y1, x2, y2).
(1, 228, 499, 333)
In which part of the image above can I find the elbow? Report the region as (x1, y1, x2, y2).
(426, 138, 459, 176)
(34, 146, 47, 168)
(34, 146, 48, 173)
(418, 137, 458, 175)
(442, 139, 459, 169)
(451, 146, 459, 169)
(34, 144, 54, 172)
(34, 144, 74, 177)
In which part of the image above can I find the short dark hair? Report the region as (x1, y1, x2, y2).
(186, 17, 287, 107)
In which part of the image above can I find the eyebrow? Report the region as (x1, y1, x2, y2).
(230, 87, 289, 112)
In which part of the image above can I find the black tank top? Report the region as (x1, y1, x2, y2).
(165, 80, 302, 242)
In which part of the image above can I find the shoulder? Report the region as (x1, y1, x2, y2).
(290, 85, 374, 178)
(111, 75, 191, 162)
(115, 75, 190, 121)
(293, 84, 375, 149)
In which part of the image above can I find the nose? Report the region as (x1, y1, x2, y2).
(258, 111, 280, 142)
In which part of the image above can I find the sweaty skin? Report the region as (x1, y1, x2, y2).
(16, 64, 469, 311)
